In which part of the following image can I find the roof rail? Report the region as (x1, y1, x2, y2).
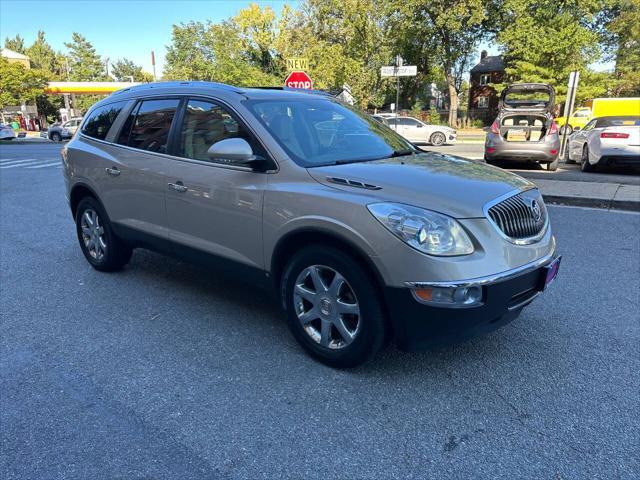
(111, 81, 244, 95)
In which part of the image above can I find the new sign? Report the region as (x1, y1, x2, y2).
(285, 71, 313, 89)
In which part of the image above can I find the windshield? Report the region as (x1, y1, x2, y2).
(244, 97, 415, 167)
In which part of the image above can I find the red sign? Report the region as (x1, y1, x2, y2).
(285, 71, 313, 89)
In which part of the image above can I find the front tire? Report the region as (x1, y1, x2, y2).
(51, 132, 62, 142)
(430, 132, 446, 146)
(75, 197, 132, 272)
(281, 246, 387, 368)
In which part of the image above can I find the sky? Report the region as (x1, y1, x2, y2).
(0, 0, 612, 78)
(0, 0, 299, 75)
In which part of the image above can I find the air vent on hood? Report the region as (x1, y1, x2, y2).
(326, 177, 382, 190)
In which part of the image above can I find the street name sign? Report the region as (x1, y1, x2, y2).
(380, 65, 417, 77)
(286, 58, 309, 71)
(285, 71, 313, 89)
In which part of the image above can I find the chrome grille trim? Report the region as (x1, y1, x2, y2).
(484, 188, 548, 245)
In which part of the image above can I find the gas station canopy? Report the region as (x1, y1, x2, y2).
(44, 82, 142, 95)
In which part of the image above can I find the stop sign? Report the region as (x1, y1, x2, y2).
(285, 71, 313, 89)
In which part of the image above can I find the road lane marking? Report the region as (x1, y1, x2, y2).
(26, 162, 61, 169)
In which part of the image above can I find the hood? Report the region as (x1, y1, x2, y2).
(307, 152, 533, 218)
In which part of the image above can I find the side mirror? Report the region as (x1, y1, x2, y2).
(207, 138, 259, 165)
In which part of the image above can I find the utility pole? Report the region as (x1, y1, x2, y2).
(395, 55, 402, 121)
(151, 50, 157, 82)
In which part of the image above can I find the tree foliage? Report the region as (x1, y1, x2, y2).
(64, 32, 105, 81)
(494, 0, 610, 104)
(0, 57, 47, 109)
(111, 58, 153, 82)
(4, 34, 26, 53)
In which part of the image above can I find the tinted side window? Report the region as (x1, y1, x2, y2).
(177, 99, 253, 162)
(81, 101, 127, 140)
(128, 99, 180, 153)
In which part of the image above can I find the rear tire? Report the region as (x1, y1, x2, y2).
(545, 157, 559, 171)
(430, 132, 446, 146)
(51, 132, 62, 142)
(281, 245, 387, 368)
(75, 197, 132, 272)
(580, 145, 596, 172)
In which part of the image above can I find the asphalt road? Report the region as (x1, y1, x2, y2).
(1, 143, 639, 479)
(422, 143, 640, 185)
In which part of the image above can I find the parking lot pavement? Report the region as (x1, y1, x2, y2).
(1, 144, 639, 479)
(422, 144, 640, 185)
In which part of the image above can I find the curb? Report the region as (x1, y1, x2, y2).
(542, 194, 640, 212)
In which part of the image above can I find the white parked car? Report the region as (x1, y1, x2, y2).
(566, 116, 640, 172)
(377, 115, 457, 146)
(0, 124, 16, 141)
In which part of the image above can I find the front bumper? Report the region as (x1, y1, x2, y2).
(385, 253, 559, 351)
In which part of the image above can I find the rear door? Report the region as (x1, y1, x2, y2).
(164, 97, 269, 270)
(499, 83, 555, 113)
(97, 98, 182, 241)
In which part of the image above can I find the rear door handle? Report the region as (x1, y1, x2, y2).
(168, 181, 188, 193)
(105, 167, 121, 176)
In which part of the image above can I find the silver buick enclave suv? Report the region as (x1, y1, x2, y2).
(62, 82, 560, 367)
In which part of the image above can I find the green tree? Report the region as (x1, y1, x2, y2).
(111, 58, 153, 82)
(4, 34, 26, 53)
(164, 19, 279, 86)
(26, 31, 66, 76)
(605, 0, 640, 95)
(494, 0, 610, 105)
(64, 32, 105, 81)
(387, 0, 491, 126)
(25, 31, 66, 122)
(0, 58, 47, 122)
(63, 33, 106, 111)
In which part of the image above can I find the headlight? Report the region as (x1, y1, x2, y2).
(367, 203, 474, 256)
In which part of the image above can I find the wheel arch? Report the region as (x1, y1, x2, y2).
(270, 228, 388, 308)
(69, 182, 104, 218)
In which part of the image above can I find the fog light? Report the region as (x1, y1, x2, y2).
(412, 285, 483, 307)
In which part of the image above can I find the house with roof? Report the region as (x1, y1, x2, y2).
(1, 48, 31, 68)
(468, 50, 505, 124)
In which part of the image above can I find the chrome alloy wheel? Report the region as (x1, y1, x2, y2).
(80, 209, 106, 261)
(293, 265, 361, 349)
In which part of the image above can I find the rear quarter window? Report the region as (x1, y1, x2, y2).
(81, 101, 128, 140)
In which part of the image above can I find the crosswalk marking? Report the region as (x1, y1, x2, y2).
(0, 158, 60, 170)
(0, 158, 39, 165)
(26, 162, 61, 169)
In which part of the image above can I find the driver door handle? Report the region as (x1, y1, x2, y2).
(168, 181, 188, 193)
(105, 167, 120, 176)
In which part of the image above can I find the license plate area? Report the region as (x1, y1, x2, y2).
(540, 256, 561, 290)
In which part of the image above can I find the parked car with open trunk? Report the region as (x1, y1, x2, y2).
(485, 83, 560, 171)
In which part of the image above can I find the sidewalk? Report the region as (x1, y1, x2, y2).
(534, 179, 640, 211)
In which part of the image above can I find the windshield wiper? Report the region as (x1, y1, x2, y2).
(387, 149, 415, 158)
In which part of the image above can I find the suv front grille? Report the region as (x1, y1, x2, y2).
(487, 189, 547, 243)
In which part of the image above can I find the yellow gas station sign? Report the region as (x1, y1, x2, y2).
(286, 58, 309, 71)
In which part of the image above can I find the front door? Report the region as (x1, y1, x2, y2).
(164, 98, 268, 271)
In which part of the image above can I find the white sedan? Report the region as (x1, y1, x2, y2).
(0, 124, 16, 141)
(375, 115, 457, 146)
(566, 116, 640, 172)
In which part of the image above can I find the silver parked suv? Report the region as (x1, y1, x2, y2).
(63, 82, 560, 367)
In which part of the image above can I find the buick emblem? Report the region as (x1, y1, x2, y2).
(530, 199, 542, 222)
